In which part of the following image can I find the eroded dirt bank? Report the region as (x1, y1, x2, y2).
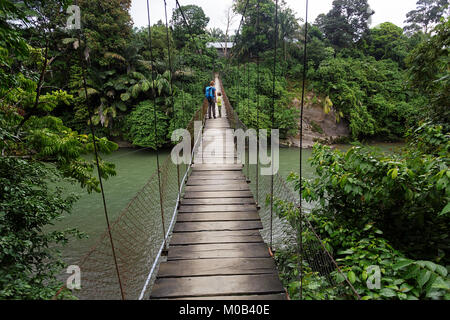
(282, 96, 350, 148)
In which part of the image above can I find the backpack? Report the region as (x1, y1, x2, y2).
(205, 86, 215, 99)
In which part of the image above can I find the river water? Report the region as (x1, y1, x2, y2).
(55, 143, 403, 268)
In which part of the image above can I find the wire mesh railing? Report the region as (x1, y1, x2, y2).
(55, 100, 208, 300)
(219, 77, 360, 300)
(57, 71, 361, 300)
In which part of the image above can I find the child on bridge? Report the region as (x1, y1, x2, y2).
(205, 81, 217, 119)
(217, 92, 222, 118)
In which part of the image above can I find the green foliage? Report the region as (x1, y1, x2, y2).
(125, 100, 169, 149)
(233, 0, 298, 59)
(0, 157, 82, 299)
(272, 123, 449, 300)
(305, 217, 450, 300)
(299, 127, 449, 261)
(167, 90, 199, 138)
(406, 17, 450, 125)
(362, 22, 409, 66)
(77, 0, 133, 66)
(311, 56, 420, 139)
(0, 0, 124, 299)
(171, 5, 210, 48)
(299, 25, 335, 70)
(310, 120, 324, 134)
(274, 247, 342, 300)
(222, 63, 298, 138)
(315, 0, 375, 51)
(404, 0, 449, 35)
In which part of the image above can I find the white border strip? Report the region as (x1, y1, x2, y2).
(138, 121, 204, 300)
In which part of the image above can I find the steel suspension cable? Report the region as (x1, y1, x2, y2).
(74, 0, 125, 299)
(256, 0, 261, 207)
(164, 0, 181, 193)
(146, 0, 167, 251)
(269, 0, 279, 252)
(247, 62, 250, 179)
(180, 47, 186, 125)
(228, 0, 250, 171)
(175, 0, 201, 55)
(298, 0, 309, 300)
(231, 0, 250, 59)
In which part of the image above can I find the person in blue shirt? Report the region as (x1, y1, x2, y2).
(205, 81, 217, 119)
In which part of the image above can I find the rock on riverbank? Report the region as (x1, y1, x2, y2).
(281, 96, 350, 148)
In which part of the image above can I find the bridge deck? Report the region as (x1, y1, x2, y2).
(150, 79, 286, 300)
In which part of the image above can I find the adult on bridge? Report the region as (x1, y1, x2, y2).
(205, 80, 218, 119)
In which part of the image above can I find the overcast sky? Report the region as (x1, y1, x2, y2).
(130, 0, 420, 32)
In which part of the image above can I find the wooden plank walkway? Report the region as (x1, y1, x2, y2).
(150, 78, 286, 300)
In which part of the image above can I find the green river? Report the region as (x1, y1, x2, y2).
(55, 144, 404, 267)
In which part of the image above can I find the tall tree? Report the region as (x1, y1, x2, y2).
(0, 1, 118, 298)
(406, 17, 450, 125)
(66, 0, 134, 130)
(223, 5, 237, 57)
(404, 0, 450, 35)
(278, 4, 300, 62)
(171, 5, 210, 48)
(233, 0, 298, 59)
(209, 27, 226, 41)
(363, 22, 409, 66)
(315, 0, 374, 51)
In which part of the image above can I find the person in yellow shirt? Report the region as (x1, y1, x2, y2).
(217, 92, 223, 118)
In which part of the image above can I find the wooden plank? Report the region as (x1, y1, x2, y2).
(191, 164, 243, 171)
(187, 180, 249, 186)
(184, 185, 250, 192)
(173, 221, 263, 232)
(203, 131, 230, 134)
(201, 140, 234, 145)
(167, 243, 271, 260)
(194, 155, 242, 165)
(183, 191, 253, 199)
(194, 160, 240, 165)
(181, 198, 255, 205)
(205, 125, 231, 128)
(176, 211, 260, 222)
(199, 148, 235, 152)
(169, 230, 264, 245)
(196, 155, 237, 159)
(205, 119, 229, 123)
(179, 204, 257, 213)
(157, 258, 276, 278)
(194, 159, 239, 163)
(190, 171, 243, 177)
(150, 274, 285, 299)
(188, 175, 246, 181)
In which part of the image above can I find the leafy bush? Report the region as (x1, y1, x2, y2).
(274, 199, 450, 300)
(125, 100, 169, 149)
(273, 122, 449, 300)
(0, 157, 82, 299)
(311, 56, 420, 140)
(221, 64, 299, 138)
(299, 124, 449, 261)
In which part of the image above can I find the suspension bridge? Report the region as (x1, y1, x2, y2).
(56, 72, 358, 300)
(150, 76, 286, 300)
(55, 0, 360, 300)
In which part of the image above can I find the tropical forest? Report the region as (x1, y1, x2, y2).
(0, 0, 449, 303)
